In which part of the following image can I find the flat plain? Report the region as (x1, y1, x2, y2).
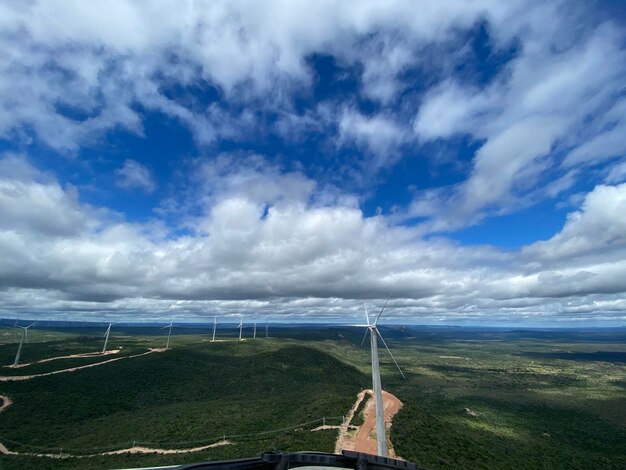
(0, 325, 624, 469)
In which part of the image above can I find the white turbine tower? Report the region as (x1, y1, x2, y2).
(211, 316, 217, 342)
(12, 323, 35, 367)
(102, 323, 113, 354)
(162, 318, 174, 349)
(253, 321, 257, 339)
(265, 323, 269, 338)
(356, 295, 406, 457)
(238, 315, 243, 341)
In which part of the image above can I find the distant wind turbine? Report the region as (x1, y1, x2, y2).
(211, 316, 217, 342)
(265, 323, 269, 338)
(355, 295, 406, 457)
(238, 315, 243, 341)
(102, 323, 113, 354)
(162, 318, 174, 349)
(253, 321, 257, 339)
(12, 323, 35, 367)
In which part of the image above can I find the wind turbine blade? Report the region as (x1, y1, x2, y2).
(364, 301, 370, 326)
(376, 329, 406, 380)
(27, 322, 36, 328)
(373, 292, 392, 326)
(359, 328, 370, 347)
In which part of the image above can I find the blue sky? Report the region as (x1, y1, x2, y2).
(0, 0, 625, 325)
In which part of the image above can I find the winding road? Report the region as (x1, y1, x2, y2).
(0, 348, 165, 382)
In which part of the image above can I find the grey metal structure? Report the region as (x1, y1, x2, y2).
(211, 316, 217, 342)
(356, 296, 406, 457)
(12, 323, 35, 367)
(238, 316, 243, 341)
(162, 318, 174, 349)
(102, 323, 113, 354)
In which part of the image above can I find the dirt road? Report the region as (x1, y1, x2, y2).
(337, 389, 403, 457)
(7, 349, 122, 369)
(0, 395, 13, 455)
(0, 389, 232, 459)
(0, 348, 165, 382)
(334, 390, 367, 453)
(0, 395, 11, 414)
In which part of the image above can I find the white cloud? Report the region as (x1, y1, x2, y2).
(1, 154, 625, 324)
(115, 159, 156, 194)
(605, 161, 626, 184)
(564, 98, 626, 167)
(410, 16, 626, 230)
(0, 154, 91, 236)
(0, 0, 526, 151)
(337, 108, 408, 168)
(523, 183, 626, 262)
(1, 2, 626, 324)
(413, 81, 488, 141)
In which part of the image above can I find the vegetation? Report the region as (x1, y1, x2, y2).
(0, 326, 624, 469)
(350, 393, 369, 428)
(0, 333, 366, 469)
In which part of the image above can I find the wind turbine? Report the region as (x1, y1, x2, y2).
(162, 318, 174, 349)
(211, 316, 217, 342)
(265, 323, 269, 338)
(356, 295, 406, 457)
(238, 315, 243, 341)
(253, 321, 257, 339)
(102, 323, 113, 354)
(12, 323, 35, 367)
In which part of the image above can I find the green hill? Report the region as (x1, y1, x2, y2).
(0, 341, 367, 469)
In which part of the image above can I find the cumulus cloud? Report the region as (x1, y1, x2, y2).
(523, 183, 626, 263)
(0, 154, 624, 324)
(1, 1, 625, 325)
(0, 154, 91, 236)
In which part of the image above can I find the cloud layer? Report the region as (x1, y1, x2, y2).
(0, 1, 625, 324)
(1, 154, 625, 324)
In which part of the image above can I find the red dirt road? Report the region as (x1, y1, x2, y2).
(338, 389, 403, 457)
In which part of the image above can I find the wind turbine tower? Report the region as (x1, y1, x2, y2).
(253, 321, 257, 339)
(265, 323, 268, 338)
(102, 323, 113, 354)
(211, 316, 217, 342)
(357, 295, 406, 457)
(163, 318, 174, 349)
(238, 315, 243, 341)
(12, 323, 35, 367)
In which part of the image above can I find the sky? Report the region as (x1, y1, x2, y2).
(0, 0, 625, 326)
